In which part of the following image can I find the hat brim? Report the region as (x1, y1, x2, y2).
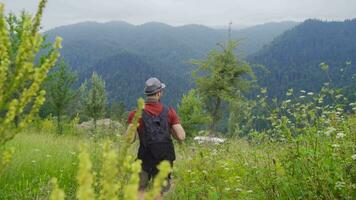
(144, 83, 166, 95)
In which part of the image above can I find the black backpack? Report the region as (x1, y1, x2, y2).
(138, 106, 175, 173)
(140, 106, 172, 146)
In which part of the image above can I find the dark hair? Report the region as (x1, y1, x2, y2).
(146, 93, 156, 97)
(146, 91, 161, 97)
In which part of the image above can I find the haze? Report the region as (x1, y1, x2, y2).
(2, 0, 356, 30)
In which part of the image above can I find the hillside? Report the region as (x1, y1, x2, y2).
(249, 19, 356, 98)
(81, 51, 191, 107)
(44, 21, 297, 107)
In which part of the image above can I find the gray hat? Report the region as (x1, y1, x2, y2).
(144, 77, 166, 95)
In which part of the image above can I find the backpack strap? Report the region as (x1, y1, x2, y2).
(159, 106, 169, 120)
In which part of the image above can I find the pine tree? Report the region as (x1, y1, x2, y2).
(81, 72, 107, 130)
(45, 59, 77, 134)
(192, 40, 254, 134)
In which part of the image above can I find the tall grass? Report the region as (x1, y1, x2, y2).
(0, 133, 81, 199)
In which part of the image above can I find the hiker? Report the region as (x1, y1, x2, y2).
(126, 77, 186, 199)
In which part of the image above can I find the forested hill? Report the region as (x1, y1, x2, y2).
(249, 19, 356, 98)
(44, 21, 297, 108)
(80, 51, 190, 107)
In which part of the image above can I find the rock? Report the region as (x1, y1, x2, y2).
(193, 136, 225, 144)
(77, 118, 123, 131)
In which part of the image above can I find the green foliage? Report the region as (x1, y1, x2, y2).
(169, 141, 252, 199)
(0, 0, 61, 176)
(227, 98, 255, 137)
(1, 109, 355, 199)
(145, 161, 172, 200)
(99, 141, 119, 200)
(44, 59, 77, 134)
(0, 133, 79, 199)
(49, 178, 65, 200)
(80, 72, 107, 130)
(76, 145, 95, 200)
(192, 40, 253, 133)
(178, 89, 211, 137)
(107, 101, 126, 121)
(250, 19, 356, 99)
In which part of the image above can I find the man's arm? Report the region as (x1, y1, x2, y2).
(171, 124, 186, 141)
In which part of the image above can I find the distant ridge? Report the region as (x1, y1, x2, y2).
(44, 20, 298, 107)
(249, 19, 356, 98)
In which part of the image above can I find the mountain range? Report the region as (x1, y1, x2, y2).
(44, 19, 356, 108)
(44, 21, 298, 108)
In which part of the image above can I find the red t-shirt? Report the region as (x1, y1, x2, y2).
(127, 102, 180, 130)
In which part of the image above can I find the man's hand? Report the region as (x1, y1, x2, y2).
(171, 124, 186, 141)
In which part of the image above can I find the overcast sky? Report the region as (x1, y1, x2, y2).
(2, 0, 356, 30)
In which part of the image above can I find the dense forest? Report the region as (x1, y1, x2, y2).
(44, 19, 356, 108)
(249, 19, 356, 99)
(44, 21, 297, 108)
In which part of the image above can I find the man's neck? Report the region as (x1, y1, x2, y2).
(146, 97, 160, 103)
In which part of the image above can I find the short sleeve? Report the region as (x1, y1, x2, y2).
(127, 110, 136, 124)
(168, 107, 180, 125)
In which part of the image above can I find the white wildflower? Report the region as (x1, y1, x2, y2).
(300, 90, 306, 93)
(332, 144, 340, 148)
(335, 94, 343, 99)
(335, 181, 345, 189)
(337, 108, 343, 112)
(336, 132, 345, 139)
(285, 99, 291, 103)
(352, 154, 356, 160)
(299, 95, 306, 99)
(307, 92, 314, 95)
(325, 127, 336, 136)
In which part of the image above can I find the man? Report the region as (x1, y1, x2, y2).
(127, 77, 186, 198)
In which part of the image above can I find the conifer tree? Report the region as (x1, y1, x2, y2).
(45, 59, 77, 134)
(81, 72, 107, 130)
(192, 40, 254, 134)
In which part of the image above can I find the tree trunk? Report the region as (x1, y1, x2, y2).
(57, 111, 62, 134)
(94, 117, 97, 130)
(209, 97, 221, 135)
